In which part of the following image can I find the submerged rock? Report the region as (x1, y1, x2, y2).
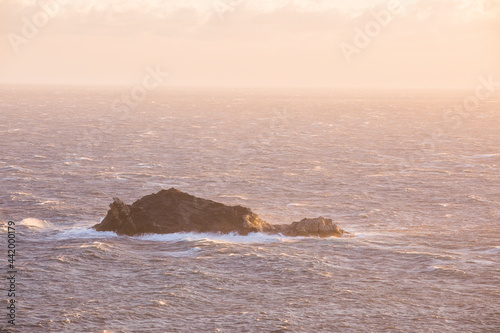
(93, 188, 345, 238)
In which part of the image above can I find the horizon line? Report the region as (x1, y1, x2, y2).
(0, 82, 483, 92)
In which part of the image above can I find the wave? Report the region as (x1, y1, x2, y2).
(424, 265, 467, 275)
(51, 227, 119, 240)
(79, 241, 117, 252)
(151, 299, 168, 306)
(485, 246, 500, 254)
(159, 248, 202, 257)
(138, 231, 297, 244)
(35, 200, 60, 206)
(396, 250, 454, 260)
(287, 202, 312, 207)
(135, 163, 162, 169)
(37, 224, 285, 243)
(0, 165, 32, 173)
(19, 218, 54, 230)
(467, 153, 500, 159)
(18, 222, 348, 244)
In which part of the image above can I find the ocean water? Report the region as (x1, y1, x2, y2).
(1, 86, 499, 332)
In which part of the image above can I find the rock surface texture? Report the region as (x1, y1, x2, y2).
(273, 217, 345, 238)
(93, 188, 345, 238)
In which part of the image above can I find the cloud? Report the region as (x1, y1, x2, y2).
(0, 0, 498, 87)
(1, 0, 498, 36)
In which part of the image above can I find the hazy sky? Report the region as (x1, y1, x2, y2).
(0, 0, 499, 88)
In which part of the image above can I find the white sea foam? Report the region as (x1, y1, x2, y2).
(48, 226, 296, 244)
(35, 200, 60, 206)
(138, 231, 295, 244)
(136, 163, 162, 168)
(151, 299, 167, 306)
(19, 218, 54, 229)
(79, 241, 116, 251)
(52, 227, 119, 240)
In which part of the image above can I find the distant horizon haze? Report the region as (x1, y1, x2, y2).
(0, 0, 499, 89)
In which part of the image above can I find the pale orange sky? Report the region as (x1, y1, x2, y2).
(0, 0, 499, 89)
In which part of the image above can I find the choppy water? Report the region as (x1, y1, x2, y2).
(1, 86, 499, 332)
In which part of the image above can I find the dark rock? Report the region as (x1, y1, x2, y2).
(274, 217, 344, 238)
(94, 188, 274, 236)
(93, 188, 345, 237)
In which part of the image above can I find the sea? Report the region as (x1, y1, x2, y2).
(1, 86, 499, 332)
